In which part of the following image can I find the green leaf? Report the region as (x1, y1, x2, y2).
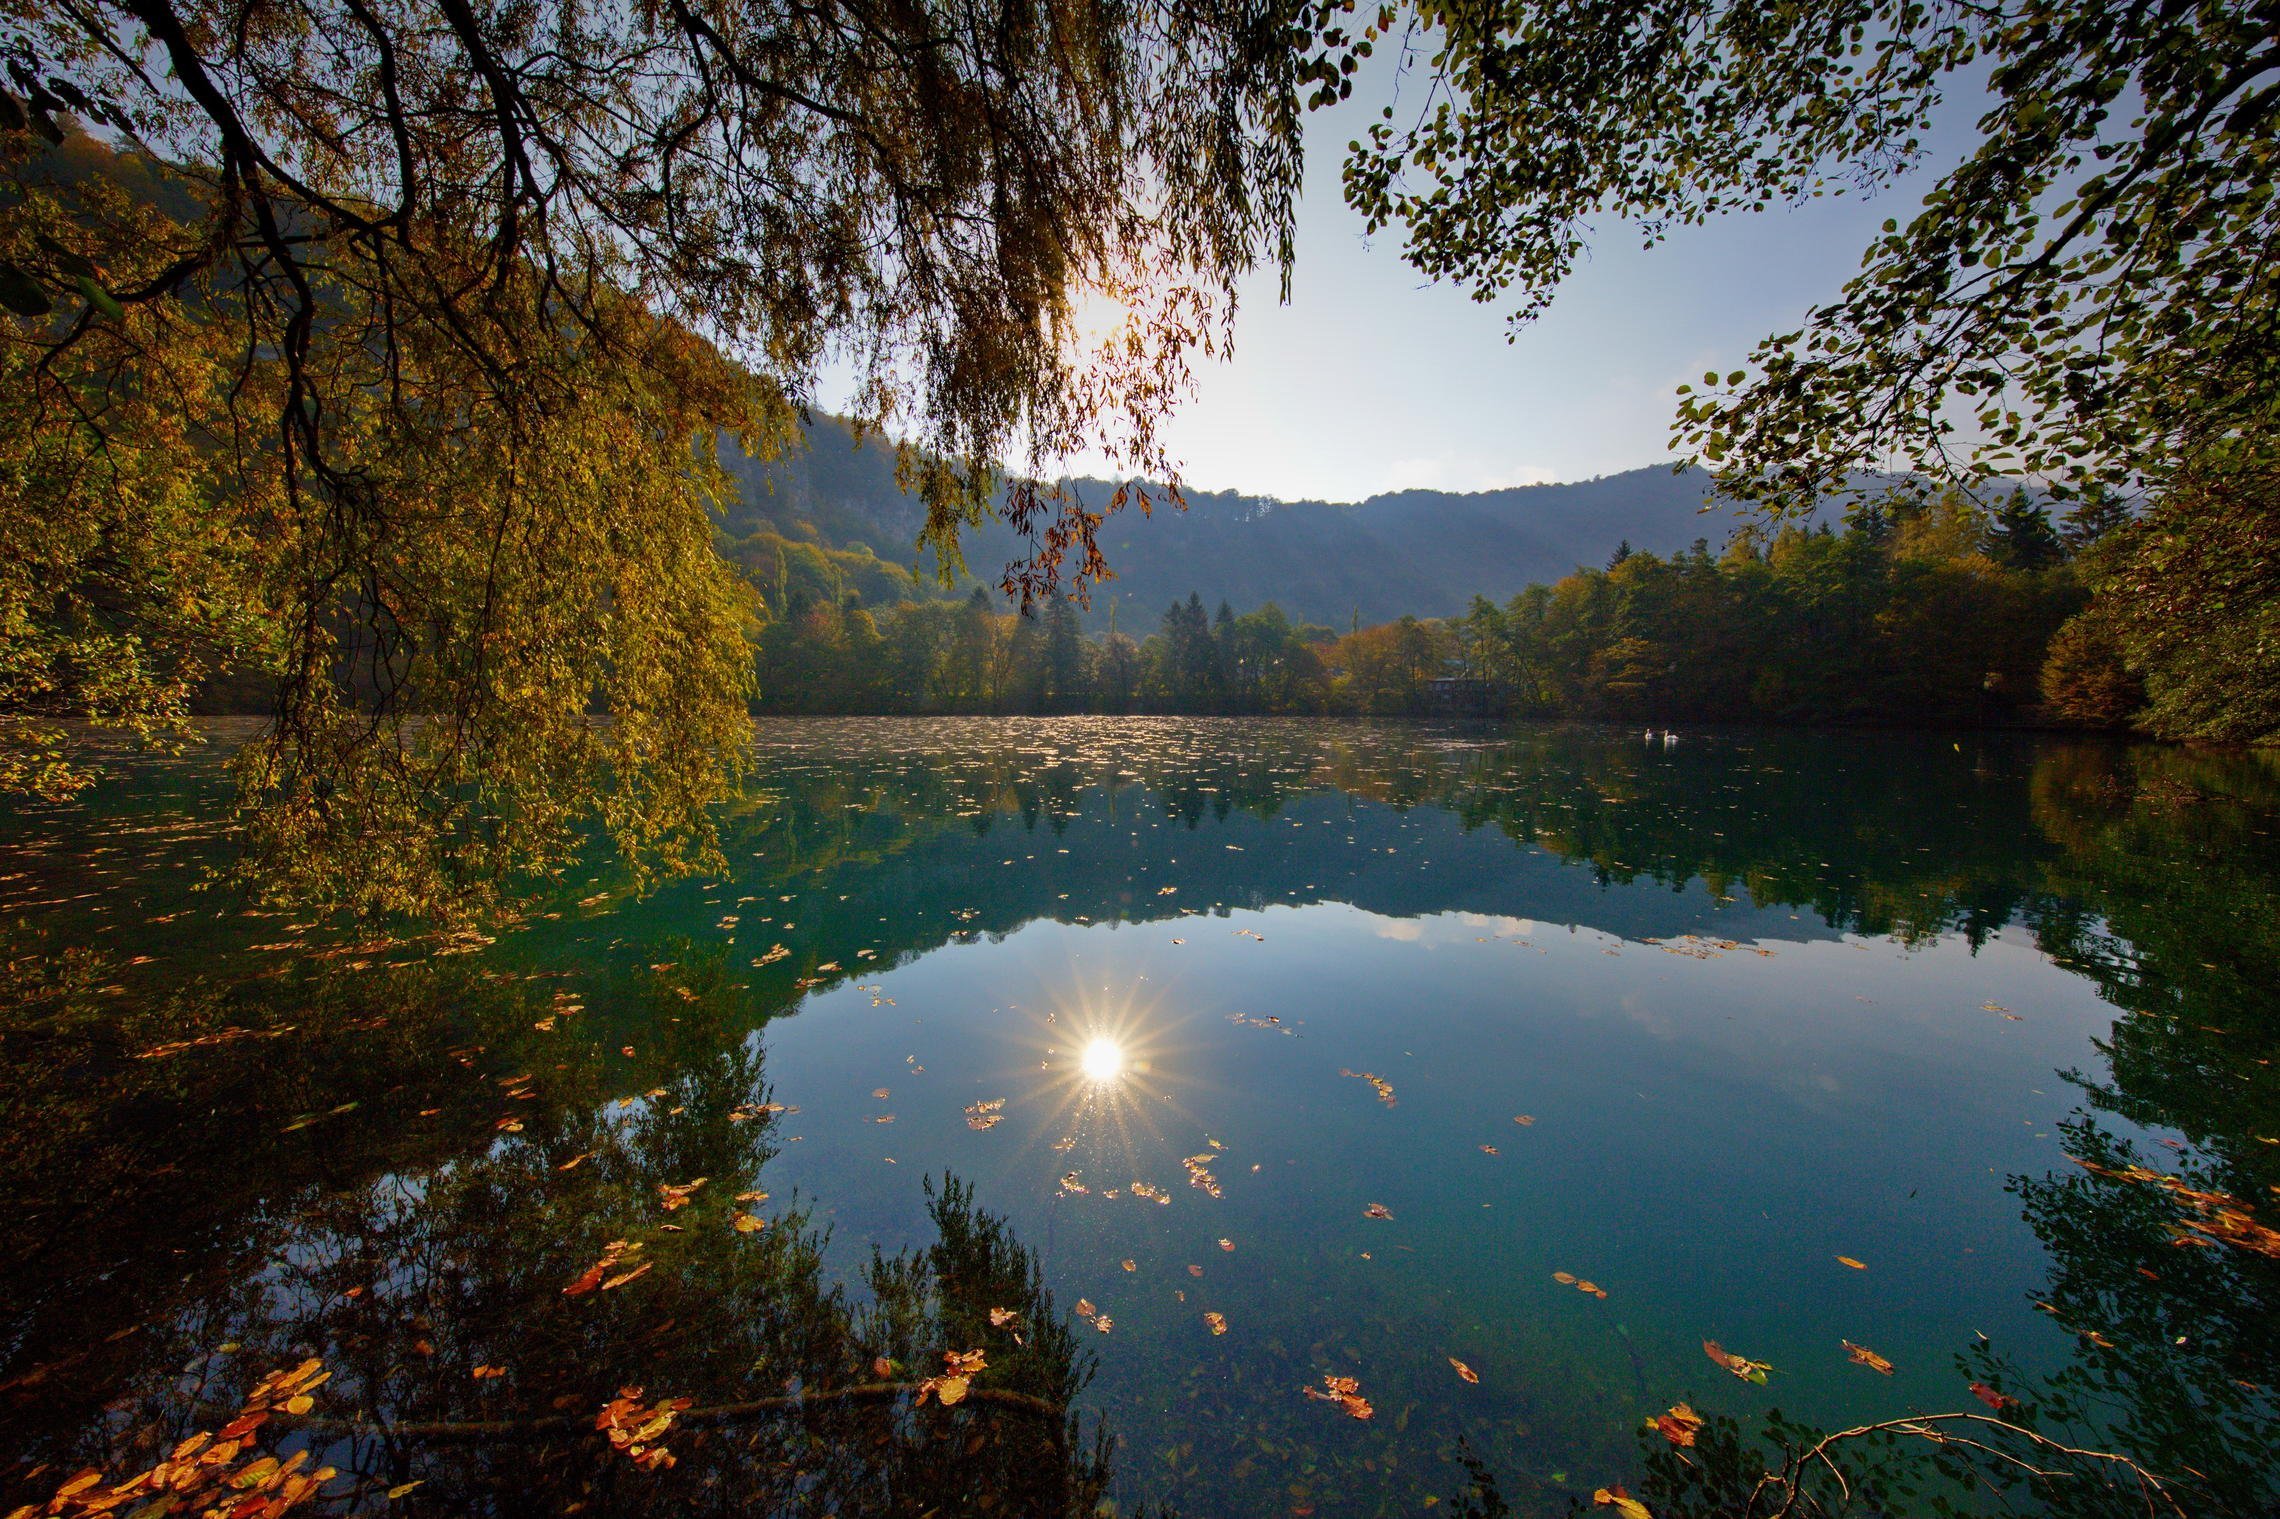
(77, 274, 124, 322)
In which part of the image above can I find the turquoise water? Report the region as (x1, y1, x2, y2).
(1, 719, 2273, 1516)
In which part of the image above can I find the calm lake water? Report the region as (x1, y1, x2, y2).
(1, 718, 2274, 1517)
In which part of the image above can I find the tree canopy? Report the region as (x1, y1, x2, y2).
(0, 0, 1310, 910)
(1337, 0, 2280, 505)
(1329, 0, 2280, 739)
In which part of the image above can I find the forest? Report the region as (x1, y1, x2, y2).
(748, 486, 2129, 728)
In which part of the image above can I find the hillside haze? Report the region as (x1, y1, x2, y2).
(721, 416, 1778, 628)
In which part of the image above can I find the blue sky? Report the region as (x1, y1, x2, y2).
(1090, 68, 1970, 504)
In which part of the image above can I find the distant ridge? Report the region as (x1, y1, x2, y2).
(719, 414, 1799, 628)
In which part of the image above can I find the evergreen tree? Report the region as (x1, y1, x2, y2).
(2060, 488, 2136, 553)
(1989, 492, 2065, 571)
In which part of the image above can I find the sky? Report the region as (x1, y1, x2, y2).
(1054, 62, 1972, 505)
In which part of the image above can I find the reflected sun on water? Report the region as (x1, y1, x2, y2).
(1079, 1036, 1125, 1083)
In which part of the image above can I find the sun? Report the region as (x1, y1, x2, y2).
(1079, 1036, 1124, 1083)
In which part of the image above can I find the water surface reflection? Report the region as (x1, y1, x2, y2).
(0, 720, 2272, 1517)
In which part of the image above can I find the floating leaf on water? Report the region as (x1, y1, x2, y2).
(1302, 1373, 1373, 1420)
(936, 1375, 970, 1405)
(1364, 1203, 1393, 1220)
(471, 1365, 507, 1380)
(1592, 1484, 1652, 1519)
(1205, 1312, 1228, 1335)
(1703, 1339, 1771, 1384)
(1514, 1115, 1535, 1126)
(1480, 1144, 1499, 1155)
(658, 1178, 707, 1211)
(989, 1307, 1018, 1328)
(1075, 1299, 1096, 1318)
(1448, 1357, 1479, 1384)
(1842, 1339, 1894, 1374)
(1836, 1256, 1867, 1270)
(1340, 1069, 1397, 1106)
(1552, 1271, 1577, 1285)
(1969, 1381, 2018, 1410)
(1219, 1238, 1235, 1251)
(733, 1213, 766, 1233)
(1647, 1403, 1702, 1447)
(1188, 1264, 1204, 1277)
(872, 1087, 891, 1099)
(1121, 1259, 1137, 1272)
(601, 1261, 653, 1291)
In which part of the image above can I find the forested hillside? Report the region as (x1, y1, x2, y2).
(719, 415, 1801, 628)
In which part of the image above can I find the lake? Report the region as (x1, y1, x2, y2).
(1, 718, 2274, 1517)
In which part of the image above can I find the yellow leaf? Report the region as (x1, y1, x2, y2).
(1593, 1485, 1653, 1519)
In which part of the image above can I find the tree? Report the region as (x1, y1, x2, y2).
(0, 0, 1310, 911)
(2040, 612, 2143, 730)
(1042, 599, 1089, 713)
(2085, 461, 2280, 743)
(1333, 1, 2280, 507)
(1989, 491, 2065, 572)
(2061, 487, 2137, 553)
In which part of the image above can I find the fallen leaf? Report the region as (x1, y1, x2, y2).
(1843, 1339, 1895, 1375)
(1553, 1271, 1577, 1285)
(472, 1365, 507, 1380)
(1969, 1381, 2018, 1410)
(935, 1374, 970, 1406)
(1364, 1203, 1394, 1220)
(1205, 1312, 1228, 1335)
(1647, 1403, 1702, 1447)
(1704, 1339, 1771, 1384)
(1448, 1357, 1479, 1384)
(1302, 1373, 1373, 1420)
(1593, 1484, 1652, 1519)
(733, 1213, 766, 1233)
(1836, 1256, 1867, 1270)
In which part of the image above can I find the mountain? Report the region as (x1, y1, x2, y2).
(719, 415, 1801, 630)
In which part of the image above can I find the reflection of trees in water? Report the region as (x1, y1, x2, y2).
(706, 721, 2111, 950)
(0, 958, 1116, 1516)
(1610, 743, 2280, 1519)
(11, 723, 2280, 1516)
